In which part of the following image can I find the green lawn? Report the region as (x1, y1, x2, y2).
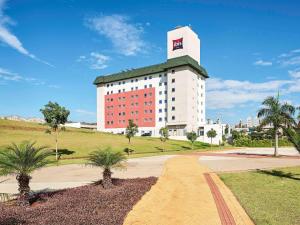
(0, 119, 226, 163)
(220, 167, 300, 225)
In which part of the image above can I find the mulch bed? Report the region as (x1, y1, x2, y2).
(0, 177, 157, 225)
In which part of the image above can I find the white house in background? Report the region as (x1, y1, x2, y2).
(93, 26, 225, 145)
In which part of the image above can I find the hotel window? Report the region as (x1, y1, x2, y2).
(159, 83, 162, 86)
(144, 118, 148, 122)
(159, 74, 162, 78)
(122, 104, 125, 107)
(149, 109, 153, 113)
(110, 91, 113, 94)
(144, 85, 147, 88)
(106, 84, 109, 87)
(171, 69, 175, 74)
(164, 108, 167, 112)
(118, 112, 121, 116)
(135, 79, 138, 82)
(172, 78, 175, 83)
(145, 110, 148, 113)
(131, 103, 134, 106)
(118, 90, 121, 93)
(144, 77, 147, 80)
(131, 95, 134, 98)
(122, 112, 126, 116)
(164, 100, 167, 103)
(135, 102, 138, 106)
(122, 89, 125, 92)
(110, 84, 113, 87)
(172, 116, 175, 120)
(172, 97, 175, 101)
(106, 91, 109, 95)
(107, 121, 110, 125)
(149, 76, 152, 79)
(149, 84, 153, 88)
(164, 90, 167, 94)
(149, 118, 152, 121)
(118, 82, 121, 85)
(164, 82, 167, 85)
(159, 91, 162, 95)
(159, 109, 162, 113)
(172, 88, 175, 92)
(165, 117, 167, 121)
(159, 117, 162, 122)
(122, 97, 126, 100)
(149, 92, 152, 96)
(159, 100, 162, 104)
(144, 93, 147, 97)
(135, 94, 138, 98)
(164, 73, 167, 77)
(149, 101, 152, 105)
(131, 79, 134, 83)
(135, 87, 138, 90)
(135, 111, 138, 114)
(122, 81, 125, 84)
(131, 87, 134, 91)
(172, 106, 175, 111)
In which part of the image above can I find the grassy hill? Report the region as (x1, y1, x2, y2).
(0, 119, 216, 163)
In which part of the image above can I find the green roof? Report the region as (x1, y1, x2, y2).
(93, 55, 209, 85)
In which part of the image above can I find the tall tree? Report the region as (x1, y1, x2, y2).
(257, 95, 296, 156)
(186, 131, 198, 150)
(0, 141, 52, 206)
(125, 119, 138, 144)
(159, 127, 169, 152)
(87, 148, 126, 189)
(40, 101, 70, 160)
(207, 129, 217, 148)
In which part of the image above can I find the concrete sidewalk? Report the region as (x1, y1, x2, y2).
(0, 155, 174, 194)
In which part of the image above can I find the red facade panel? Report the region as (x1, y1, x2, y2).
(104, 88, 156, 128)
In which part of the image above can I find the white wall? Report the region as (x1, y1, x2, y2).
(167, 26, 200, 64)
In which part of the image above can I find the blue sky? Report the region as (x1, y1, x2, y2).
(0, 0, 300, 124)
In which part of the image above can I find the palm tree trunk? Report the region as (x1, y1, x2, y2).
(55, 129, 58, 160)
(274, 130, 279, 157)
(102, 168, 112, 189)
(16, 174, 31, 206)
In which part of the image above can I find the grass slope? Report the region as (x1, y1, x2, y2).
(220, 167, 300, 225)
(0, 119, 217, 163)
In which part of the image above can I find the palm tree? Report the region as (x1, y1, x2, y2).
(257, 95, 296, 156)
(0, 141, 52, 206)
(87, 148, 126, 189)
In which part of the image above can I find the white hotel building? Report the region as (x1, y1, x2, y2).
(94, 26, 225, 144)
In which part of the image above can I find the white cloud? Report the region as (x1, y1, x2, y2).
(86, 15, 145, 56)
(0, 0, 53, 66)
(280, 56, 300, 66)
(206, 77, 294, 109)
(78, 52, 110, 70)
(254, 59, 272, 66)
(75, 109, 95, 116)
(0, 66, 57, 87)
(288, 69, 300, 78)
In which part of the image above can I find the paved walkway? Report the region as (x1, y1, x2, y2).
(0, 155, 174, 194)
(123, 156, 254, 225)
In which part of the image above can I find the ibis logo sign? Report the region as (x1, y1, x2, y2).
(172, 38, 183, 50)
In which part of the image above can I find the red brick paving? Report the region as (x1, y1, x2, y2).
(204, 173, 236, 225)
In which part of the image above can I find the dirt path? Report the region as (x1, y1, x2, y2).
(123, 156, 254, 225)
(123, 156, 222, 225)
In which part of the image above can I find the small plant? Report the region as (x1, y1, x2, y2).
(186, 131, 198, 150)
(0, 141, 52, 206)
(159, 127, 169, 152)
(87, 148, 126, 189)
(40, 101, 70, 160)
(207, 128, 217, 149)
(123, 147, 134, 156)
(125, 119, 138, 144)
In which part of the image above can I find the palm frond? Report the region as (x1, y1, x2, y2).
(0, 141, 52, 176)
(87, 148, 126, 170)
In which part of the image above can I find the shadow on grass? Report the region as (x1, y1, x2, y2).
(257, 169, 300, 181)
(51, 149, 75, 160)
